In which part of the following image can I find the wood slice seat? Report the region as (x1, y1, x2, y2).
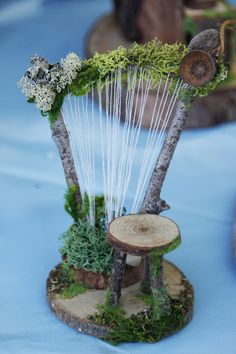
(108, 214, 181, 307)
(108, 214, 181, 256)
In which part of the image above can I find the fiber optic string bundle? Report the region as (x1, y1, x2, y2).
(62, 66, 184, 225)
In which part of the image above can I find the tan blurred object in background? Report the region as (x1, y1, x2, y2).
(86, 0, 236, 129)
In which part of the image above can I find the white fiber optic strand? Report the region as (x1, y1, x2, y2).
(131, 78, 183, 212)
(74, 97, 90, 202)
(131, 78, 165, 213)
(121, 68, 152, 213)
(131, 78, 163, 206)
(80, 94, 93, 213)
(120, 68, 153, 214)
(133, 80, 183, 212)
(112, 71, 120, 217)
(91, 87, 96, 224)
(131, 76, 180, 213)
(113, 67, 128, 218)
(116, 69, 135, 217)
(98, 85, 107, 211)
(61, 66, 184, 227)
(115, 67, 140, 218)
(131, 74, 172, 208)
(105, 76, 111, 221)
(110, 71, 117, 217)
(112, 68, 133, 218)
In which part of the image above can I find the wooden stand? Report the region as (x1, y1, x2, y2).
(46, 260, 194, 342)
(108, 214, 181, 312)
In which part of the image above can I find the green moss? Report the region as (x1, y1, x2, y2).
(90, 284, 193, 344)
(22, 38, 228, 124)
(64, 186, 90, 222)
(47, 263, 87, 298)
(92, 291, 127, 327)
(40, 39, 227, 121)
(62, 191, 115, 274)
(189, 62, 228, 97)
(58, 264, 87, 298)
(150, 234, 181, 258)
(48, 89, 67, 125)
(60, 282, 87, 299)
(60, 221, 114, 275)
(150, 255, 171, 319)
(64, 188, 106, 227)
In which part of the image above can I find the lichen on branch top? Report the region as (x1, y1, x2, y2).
(18, 53, 81, 113)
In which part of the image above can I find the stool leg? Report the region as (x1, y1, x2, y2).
(109, 250, 127, 307)
(150, 254, 171, 320)
(140, 255, 151, 294)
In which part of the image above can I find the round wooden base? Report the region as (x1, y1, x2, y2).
(46, 260, 194, 343)
(85, 13, 236, 130)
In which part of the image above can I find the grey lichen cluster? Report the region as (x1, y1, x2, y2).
(18, 53, 81, 112)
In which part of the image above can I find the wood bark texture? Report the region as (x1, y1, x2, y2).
(150, 255, 171, 320)
(108, 214, 180, 256)
(46, 261, 194, 340)
(140, 255, 151, 294)
(109, 250, 127, 307)
(51, 112, 82, 205)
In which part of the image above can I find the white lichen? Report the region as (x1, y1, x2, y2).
(34, 85, 56, 112)
(59, 52, 81, 91)
(18, 53, 81, 112)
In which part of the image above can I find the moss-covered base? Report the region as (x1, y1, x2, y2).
(46, 260, 194, 344)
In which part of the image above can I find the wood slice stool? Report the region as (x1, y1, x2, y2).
(108, 214, 181, 319)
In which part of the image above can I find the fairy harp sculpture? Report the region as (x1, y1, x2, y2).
(18, 28, 227, 343)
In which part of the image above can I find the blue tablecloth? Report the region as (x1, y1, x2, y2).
(1, 1, 236, 353)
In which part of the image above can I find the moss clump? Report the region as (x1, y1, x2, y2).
(47, 263, 87, 298)
(60, 282, 87, 299)
(43, 38, 228, 122)
(64, 187, 105, 227)
(90, 284, 193, 345)
(60, 221, 114, 275)
(48, 90, 67, 125)
(61, 191, 114, 274)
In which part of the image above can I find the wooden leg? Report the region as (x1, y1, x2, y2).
(140, 255, 151, 294)
(150, 254, 171, 320)
(109, 250, 127, 307)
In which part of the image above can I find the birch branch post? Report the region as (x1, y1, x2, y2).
(140, 99, 189, 293)
(18, 55, 82, 207)
(51, 112, 82, 205)
(140, 28, 220, 293)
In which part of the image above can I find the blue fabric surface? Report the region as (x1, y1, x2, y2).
(1, 1, 236, 353)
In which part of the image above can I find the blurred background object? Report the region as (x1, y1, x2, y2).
(86, 0, 236, 129)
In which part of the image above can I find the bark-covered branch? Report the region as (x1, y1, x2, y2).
(109, 250, 127, 307)
(51, 112, 82, 205)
